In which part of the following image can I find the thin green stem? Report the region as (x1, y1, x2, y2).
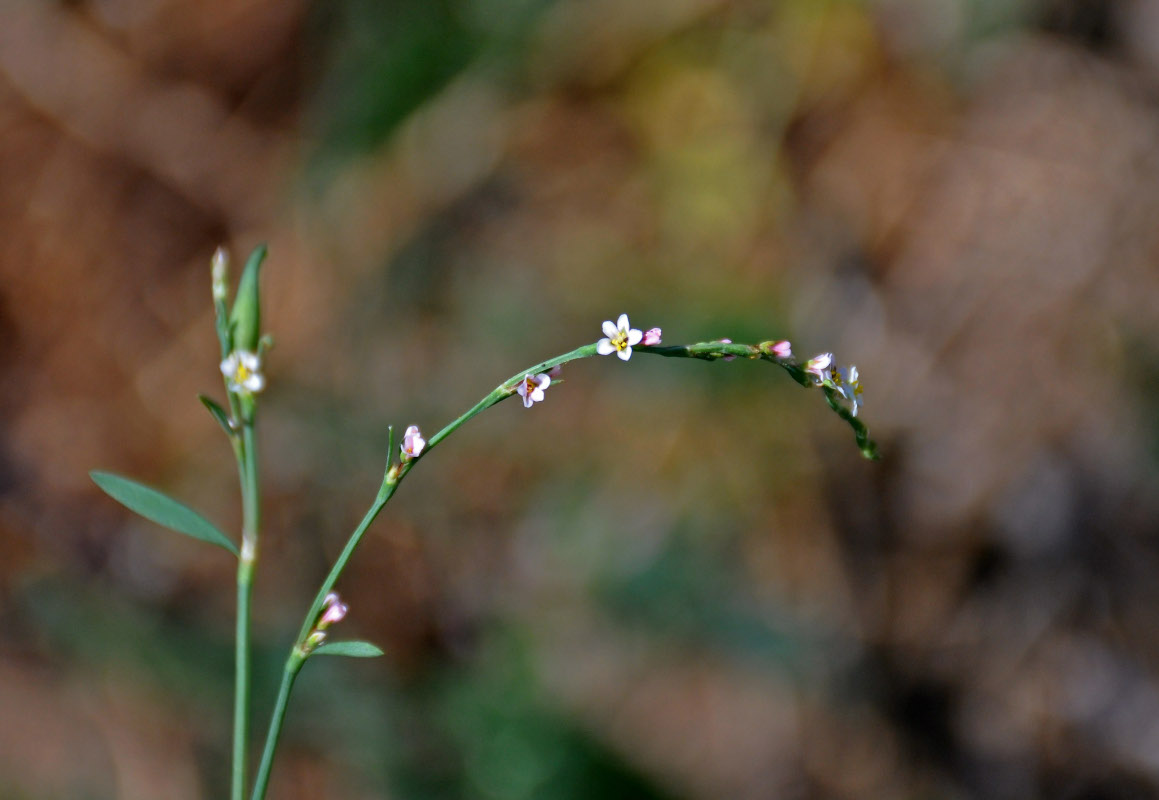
(250, 483, 397, 800)
(233, 420, 260, 800)
(426, 344, 595, 451)
(249, 654, 304, 800)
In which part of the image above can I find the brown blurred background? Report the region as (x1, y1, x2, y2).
(5, 0, 1159, 797)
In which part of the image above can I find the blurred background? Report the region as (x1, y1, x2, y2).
(4, 0, 1159, 797)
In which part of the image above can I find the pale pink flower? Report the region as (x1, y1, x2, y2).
(642, 327, 662, 346)
(804, 352, 834, 384)
(516, 373, 552, 408)
(401, 425, 426, 459)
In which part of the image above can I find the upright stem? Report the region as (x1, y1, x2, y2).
(233, 420, 260, 800)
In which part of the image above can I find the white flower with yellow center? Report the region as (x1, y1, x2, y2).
(220, 350, 265, 394)
(834, 365, 864, 417)
(596, 314, 643, 361)
(516, 373, 551, 408)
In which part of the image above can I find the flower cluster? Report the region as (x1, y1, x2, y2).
(804, 352, 864, 416)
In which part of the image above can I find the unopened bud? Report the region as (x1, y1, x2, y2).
(719, 338, 736, 362)
(758, 340, 792, 360)
(211, 247, 229, 302)
(318, 592, 348, 628)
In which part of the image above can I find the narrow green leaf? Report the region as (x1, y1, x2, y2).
(313, 640, 385, 658)
(198, 394, 235, 438)
(89, 471, 239, 556)
(229, 243, 266, 352)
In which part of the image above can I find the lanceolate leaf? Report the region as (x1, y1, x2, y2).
(89, 471, 238, 556)
(313, 640, 385, 658)
(198, 394, 235, 438)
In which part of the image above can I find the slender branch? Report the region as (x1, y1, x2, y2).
(250, 479, 399, 800)
(249, 335, 876, 799)
(249, 653, 304, 800)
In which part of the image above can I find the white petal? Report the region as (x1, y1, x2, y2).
(617, 346, 632, 361)
(530, 388, 545, 402)
(523, 394, 534, 408)
(537, 374, 551, 389)
(602, 320, 619, 338)
(597, 339, 616, 355)
(616, 313, 630, 332)
(245, 374, 266, 392)
(626, 329, 643, 346)
(221, 354, 238, 376)
(239, 351, 261, 369)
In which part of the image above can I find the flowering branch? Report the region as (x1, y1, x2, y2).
(251, 313, 876, 796)
(94, 248, 879, 800)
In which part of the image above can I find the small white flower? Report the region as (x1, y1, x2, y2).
(597, 313, 643, 361)
(401, 425, 426, 459)
(318, 592, 349, 628)
(221, 350, 265, 394)
(804, 352, 833, 384)
(642, 327, 662, 346)
(834, 365, 864, 417)
(516, 373, 551, 408)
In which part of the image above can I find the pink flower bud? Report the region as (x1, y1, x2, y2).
(642, 328, 662, 346)
(318, 592, 348, 628)
(719, 338, 736, 362)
